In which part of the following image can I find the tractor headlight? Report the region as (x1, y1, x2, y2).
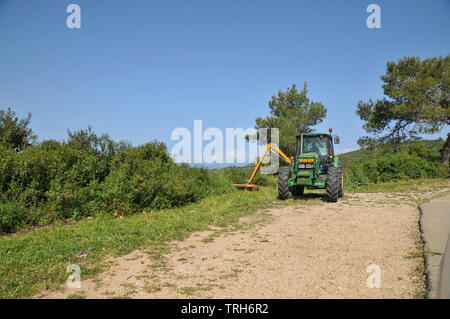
(299, 158, 314, 169)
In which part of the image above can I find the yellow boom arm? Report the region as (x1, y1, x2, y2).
(234, 144, 292, 190)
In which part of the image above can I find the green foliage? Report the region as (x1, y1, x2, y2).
(344, 166, 370, 188)
(344, 152, 446, 190)
(0, 200, 27, 234)
(367, 154, 443, 182)
(340, 139, 445, 168)
(253, 83, 327, 156)
(0, 107, 36, 151)
(215, 167, 275, 187)
(356, 55, 449, 152)
(0, 123, 274, 234)
(218, 167, 253, 185)
(408, 143, 433, 159)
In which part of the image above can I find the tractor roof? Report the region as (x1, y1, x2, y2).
(296, 133, 332, 138)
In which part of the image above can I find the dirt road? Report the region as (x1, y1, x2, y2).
(41, 182, 450, 299)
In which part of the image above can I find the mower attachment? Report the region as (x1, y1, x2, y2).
(233, 183, 259, 191)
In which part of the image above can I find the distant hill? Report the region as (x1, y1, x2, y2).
(339, 139, 445, 168)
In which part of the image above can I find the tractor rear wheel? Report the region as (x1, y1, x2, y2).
(326, 166, 340, 203)
(278, 166, 291, 200)
(338, 163, 344, 198)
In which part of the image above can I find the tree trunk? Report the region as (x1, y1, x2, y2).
(441, 133, 450, 166)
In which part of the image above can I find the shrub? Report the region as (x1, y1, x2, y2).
(0, 115, 283, 234)
(0, 145, 17, 193)
(344, 166, 370, 189)
(219, 167, 273, 187)
(408, 144, 432, 159)
(366, 153, 445, 182)
(344, 153, 446, 189)
(0, 200, 28, 234)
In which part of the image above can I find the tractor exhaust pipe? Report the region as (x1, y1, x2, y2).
(300, 134, 303, 155)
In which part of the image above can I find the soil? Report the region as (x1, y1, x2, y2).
(40, 183, 450, 299)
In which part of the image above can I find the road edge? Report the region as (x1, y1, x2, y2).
(437, 233, 450, 299)
(419, 197, 450, 299)
(418, 204, 432, 298)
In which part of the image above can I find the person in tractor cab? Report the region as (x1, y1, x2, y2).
(304, 141, 319, 154)
(304, 138, 328, 156)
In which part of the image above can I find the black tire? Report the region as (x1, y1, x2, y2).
(326, 166, 340, 203)
(338, 162, 344, 198)
(278, 166, 291, 200)
(290, 185, 304, 197)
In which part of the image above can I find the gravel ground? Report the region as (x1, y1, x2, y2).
(41, 183, 450, 299)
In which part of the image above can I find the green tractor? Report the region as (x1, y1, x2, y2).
(278, 129, 344, 202)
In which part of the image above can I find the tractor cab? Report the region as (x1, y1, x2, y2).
(295, 130, 339, 171)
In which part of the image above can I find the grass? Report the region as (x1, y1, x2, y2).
(345, 177, 449, 194)
(66, 292, 86, 299)
(177, 283, 215, 296)
(404, 235, 428, 299)
(0, 186, 277, 298)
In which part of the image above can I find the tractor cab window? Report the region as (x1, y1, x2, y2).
(302, 136, 331, 157)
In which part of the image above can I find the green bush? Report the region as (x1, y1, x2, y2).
(218, 167, 274, 187)
(1, 128, 278, 234)
(96, 143, 223, 214)
(221, 167, 252, 184)
(344, 153, 446, 189)
(0, 200, 28, 234)
(344, 166, 370, 189)
(366, 153, 444, 182)
(0, 108, 289, 235)
(408, 144, 432, 159)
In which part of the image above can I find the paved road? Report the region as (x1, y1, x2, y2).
(420, 194, 450, 299)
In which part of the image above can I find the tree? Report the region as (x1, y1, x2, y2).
(67, 126, 100, 153)
(0, 107, 36, 151)
(67, 126, 132, 158)
(252, 83, 327, 156)
(356, 55, 449, 164)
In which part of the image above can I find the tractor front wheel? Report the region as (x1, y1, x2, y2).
(326, 166, 340, 203)
(278, 166, 291, 200)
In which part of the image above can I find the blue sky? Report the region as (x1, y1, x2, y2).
(1, 0, 449, 163)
